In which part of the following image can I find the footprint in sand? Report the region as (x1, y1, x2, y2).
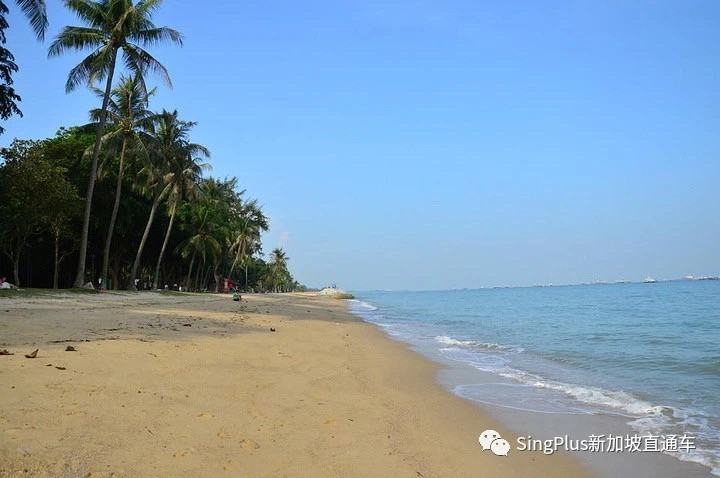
(65, 410, 87, 417)
(173, 447, 196, 457)
(239, 439, 260, 450)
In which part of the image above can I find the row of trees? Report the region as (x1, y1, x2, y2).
(0, 118, 301, 292)
(0, 0, 303, 292)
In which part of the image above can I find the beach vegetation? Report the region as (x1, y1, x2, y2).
(0, 124, 302, 292)
(0, 1, 304, 293)
(48, 0, 183, 288)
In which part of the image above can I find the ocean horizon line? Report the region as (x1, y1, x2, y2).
(347, 276, 720, 294)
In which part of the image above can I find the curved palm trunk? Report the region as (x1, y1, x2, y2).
(101, 139, 127, 290)
(152, 201, 177, 289)
(228, 242, 245, 279)
(73, 50, 118, 288)
(194, 255, 204, 291)
(184, 249, 196, 291)
(201, 264, 210, 290)
(129, 190, 163, 289)
(228, 257, 237, 279)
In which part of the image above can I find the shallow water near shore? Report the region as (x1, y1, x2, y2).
(350, 281, 720, 476)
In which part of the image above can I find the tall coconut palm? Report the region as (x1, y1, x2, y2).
(150, 111, 209, 289)
(48, 0, 182, 288)
(270, 248, 288, 267)
(127, 137, 170, 289)
(129, 110, 208, 289)
(228, 217, 255, 280)
(196, 177, 236, 292)
(88, 75, 155, 289)
(228, 199, 268, 286)
(267, 248, 290, 292)
(177, 202, 221, 291)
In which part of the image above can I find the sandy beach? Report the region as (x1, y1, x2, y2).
(0, 292, 587, 477)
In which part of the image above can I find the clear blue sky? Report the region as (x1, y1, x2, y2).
(3, 0, 720, 290)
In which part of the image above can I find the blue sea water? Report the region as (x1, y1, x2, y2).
(349, 281, 720, 475)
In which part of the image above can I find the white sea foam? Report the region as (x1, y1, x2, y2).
(534, 382, 663, 416)
(471, 365, 662, 417)
(628, 407, 720, 475)
(466, 364, 720, 475)
(434, 335, 522, 352)
(348, 299, 378, 311)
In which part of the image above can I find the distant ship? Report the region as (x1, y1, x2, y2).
(643, 277, 658, 283)
(615, 279, 631, 284)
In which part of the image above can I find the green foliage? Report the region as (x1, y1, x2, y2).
(0, 139, 81, 231)
(0, 114, 302, 292)
(0, 138, 82, 285)
(264, 248, 293, 292)
(49, 0, 183, 288)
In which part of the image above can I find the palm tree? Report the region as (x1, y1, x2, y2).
(267, 248, 290, 292)
(150, 111, 209, 289)
(88, 75, 155, 289)
(228, 199, 268, 289)
(48, 0, 182, 288)
(177, 202, 221, 291)
(186, 177, 232, 292)
(127, 134, 170, 289)
(228, 217, 256, 280)
(129, 110, 208, 289)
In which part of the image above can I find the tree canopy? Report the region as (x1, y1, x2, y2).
(0, 126, 301, 292)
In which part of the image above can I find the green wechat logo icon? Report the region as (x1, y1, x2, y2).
(479, 429, 511, 456)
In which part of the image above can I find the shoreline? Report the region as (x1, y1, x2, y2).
(1, 291, 586, 477)
(347, 295, 716, 478)
(432, 345, 713, 477)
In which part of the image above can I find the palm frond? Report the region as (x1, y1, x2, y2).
(63, 0, 106, 28)
(47, 26, 107, 57)
(122, 44, 171, 87)
(16, 0, 48, 40)
(186, 143, 211, 158)
(64, 46, 108, 92)
(130, 26, 183, 48)
(135, 0, 164, 16)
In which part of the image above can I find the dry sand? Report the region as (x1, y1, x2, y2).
(0, 292, 589, 477)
